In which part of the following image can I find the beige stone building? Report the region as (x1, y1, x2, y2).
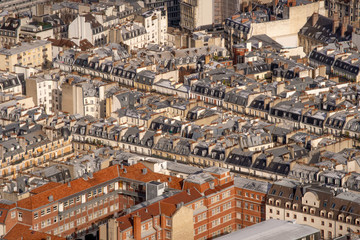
(267, 179, 360, 240)
(325, 0, 360, 27)
(26, 73, 62, 115)
(0, 40, 52, 72)
(180, 0, 214, 31)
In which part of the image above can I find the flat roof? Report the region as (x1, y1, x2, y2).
(217, 219, 319, 240)
(0, 40, 49, 56)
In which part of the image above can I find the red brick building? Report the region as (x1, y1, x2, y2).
(234, 177, 270, 230)
(4, 223, 66, 240)
(101, 167, 242, 240)
(0, 163, 271, 240)
(0, 163, 183, 239)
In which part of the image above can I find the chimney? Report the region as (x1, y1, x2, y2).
(133, 215, 141, 240)
(332, 12, 339, 34)
(341, 16, 349, 38)
(312, 13, 319, 27)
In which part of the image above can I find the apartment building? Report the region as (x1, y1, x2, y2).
(224, 1, 326, 50)
(0, 40, 52, 72)
(0, 128, 73, 179)
(61, 77, 117, 119)
(213, 0, 241, 25)
(299, 13, 353, 54)
(136, 7, 168, 45)
(101, 166, 239, 240)
(266, 178, 360, 240)
(109, 23, 148, 50)
(26, 73, 62, 114)
(0, 163, 183, 239)
(325, 0, 360, 26)
(143, 0, 180, 27)
(180, 0, 214, 31)
(68, 13, 108, 47)
(0, 18, 21, 48)
(0, 72, 23, 94)
(0, 0, 48, 13)
(234, 177, 270, 230)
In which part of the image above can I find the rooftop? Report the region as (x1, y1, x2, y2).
(217, 219, 319, 240)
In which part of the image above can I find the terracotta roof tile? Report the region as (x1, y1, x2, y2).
(118, 163, 184, 190)
(0, 202, 15, 224)
(17, 165, 121, 210)
(29, 182, 62, 194)
(4, 223, 66, 240)
(116, 188, 203, 230)
(16, 163, 183, 210)
(203, 181, 234, 196)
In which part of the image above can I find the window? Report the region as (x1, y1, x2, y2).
(41, 209, 45, 216)
(34, 213, 38, 219)
(304, 217, 307, 221)
(46, 208, 51, 214)
(53, 205, 58, 211)
(166, 219, 171, 226)
(166, 231, 171, 239)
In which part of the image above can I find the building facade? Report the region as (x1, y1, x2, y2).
(0, 40, 52, 72)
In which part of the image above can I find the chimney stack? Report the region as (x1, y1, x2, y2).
(312, 12, 319, 27)
(332, 12, 340, 34)
(341, 16, 350, 38)
(133, 215, 141, 240)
